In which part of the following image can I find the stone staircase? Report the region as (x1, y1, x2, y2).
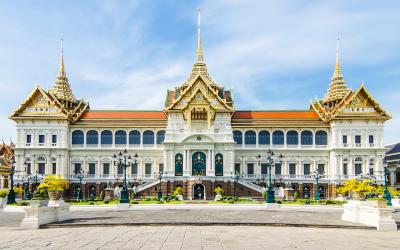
(238, 179, 265, 193)
(134, 180, 159, 193)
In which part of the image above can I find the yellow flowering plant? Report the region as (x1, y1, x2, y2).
(43, 175, 69, 191)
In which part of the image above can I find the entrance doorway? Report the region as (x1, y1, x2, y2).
(193, 184, 205, 200)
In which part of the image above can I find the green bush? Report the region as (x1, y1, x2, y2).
(294, 191, 299, 200)
(104, 200, 110, 204)
(17, 201, 30, 206)
(130, 201, 139, 204)
(88, 201, 94, 205)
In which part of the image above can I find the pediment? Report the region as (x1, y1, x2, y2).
(10, 86, 67, 119)
(338, 86, 390, 118)
(165, 75, 233, 112)
(181, 134, 214, 143)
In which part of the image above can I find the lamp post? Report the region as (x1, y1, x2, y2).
(7, 159, 17, 204)
(76, 168, 85, 201)
(230, 171, 244, 199)
(154, 170, 167, 199)
(113, 149, 138, 203)
(256, 150, 283, 203)
(383, 159, 392, 206)
(312, 169, 324, 201)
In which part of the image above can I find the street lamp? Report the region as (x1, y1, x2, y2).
(23, 161, 31, 200)
(311, 169, 324, 201)
(230, 171, 244, 199)
(7, 158, 17, 204)
(113, 149, 138, 203)
(256, 150, 283, 203)
(154, 170, 167, 199)
(76, 168, 86, 201)
(383, 159, 392, 206)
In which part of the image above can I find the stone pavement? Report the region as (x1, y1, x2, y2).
(0, 206, 373, 229)
(0, 225, 399, 249)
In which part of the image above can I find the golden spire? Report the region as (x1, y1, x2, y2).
(195, 8, 204, 63)
(59, 37, 65, 76)
(323, 38, 350, 105)
(49, 38, 76, 105)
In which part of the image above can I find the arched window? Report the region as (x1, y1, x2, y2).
(244, 131, 256, 145)
(258, 130, 270, 145)
(233, 130, 242, 144)
(286, 130, 298, 145)
(86, 130, 98, 145)
(115, 130, 127, 145)
(315, 130, 327, 145)
(101, 130, 113, 145)
(272, 131, 284, 145)
(143, 130, 154, 145)
(301, 131, 313, 145)
(156, 130, 165, 144)
(72, 130, 84, 145)
(215, 153, 223, 176)
(175, 153, 183, 176)
(129, 130, 141, 145)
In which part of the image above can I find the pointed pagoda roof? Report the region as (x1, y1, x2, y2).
(181, 9, 221, 90)
(48, 38, 77, 104)
(323, 38, 351, 104)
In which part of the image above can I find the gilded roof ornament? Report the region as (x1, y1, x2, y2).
(323, 38, 351, 104)
(48, 38, 77, 105)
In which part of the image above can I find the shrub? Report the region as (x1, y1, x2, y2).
(0, 189, 8, 198)
(173, 187, 184, 196)
(104, 200, 110, 204)
(130, 201, 139, 204)
(34, 183, 50, 200)
(43, 175, 69, 191)
(17, 201, 30, 206)
(294, 191, 299, 200)
(88, 201, 94, 205)
(277, 200, 282, 204)
(214, 186, 224, 195)
(13, 187, 23, 195)
(100, 191, 105, 200)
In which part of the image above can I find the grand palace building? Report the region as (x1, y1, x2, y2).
(9, 13, 391, 200)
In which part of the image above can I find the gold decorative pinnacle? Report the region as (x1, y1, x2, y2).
(48, 37, 77, 105)
(323, 38, 350, 104)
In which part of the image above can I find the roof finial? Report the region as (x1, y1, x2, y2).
(334, 37, 341, 76)
(195, 8, 204, 63)
(59, 37, 65, 76)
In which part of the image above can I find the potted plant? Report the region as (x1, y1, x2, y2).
(214, 186, 224, 201)
(44, 175, 69, 200)
(173, 186, 184, 201)
(30, 184, 49, 207)
(0, 189, 8, 208)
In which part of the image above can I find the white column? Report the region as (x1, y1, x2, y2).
(207, 150, 211, 172)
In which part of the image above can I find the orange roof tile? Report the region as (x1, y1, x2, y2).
(81, 111, 166, 119)
(232, 111, 319, 119)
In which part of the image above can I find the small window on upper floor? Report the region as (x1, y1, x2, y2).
(369, 135, 374, 144)
(52, 135, 57, 144)
(38, 135, 45, 144)
(355, 135, 361, 144)
(26, 134, 32, 144)
(342, 135, 348, 144)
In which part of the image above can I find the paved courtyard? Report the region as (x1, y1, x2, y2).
(0, 225, 399, 249)
(1, 206, 400, 249)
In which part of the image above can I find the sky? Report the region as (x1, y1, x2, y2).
(0, 0, 399, 144)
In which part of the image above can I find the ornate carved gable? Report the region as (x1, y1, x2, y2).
(9, 85, 89, 123)
(10, 85, 68, 119)
(310, 85, 390, 122)
(338, 85, 391, 118)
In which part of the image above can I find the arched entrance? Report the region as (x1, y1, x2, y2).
(192, 152, 206, 175)
(193, 184, 205, 200)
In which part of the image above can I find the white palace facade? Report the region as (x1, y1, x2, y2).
(9, 14, 391, 200)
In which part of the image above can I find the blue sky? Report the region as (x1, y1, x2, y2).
(0, 0, 399, 143)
